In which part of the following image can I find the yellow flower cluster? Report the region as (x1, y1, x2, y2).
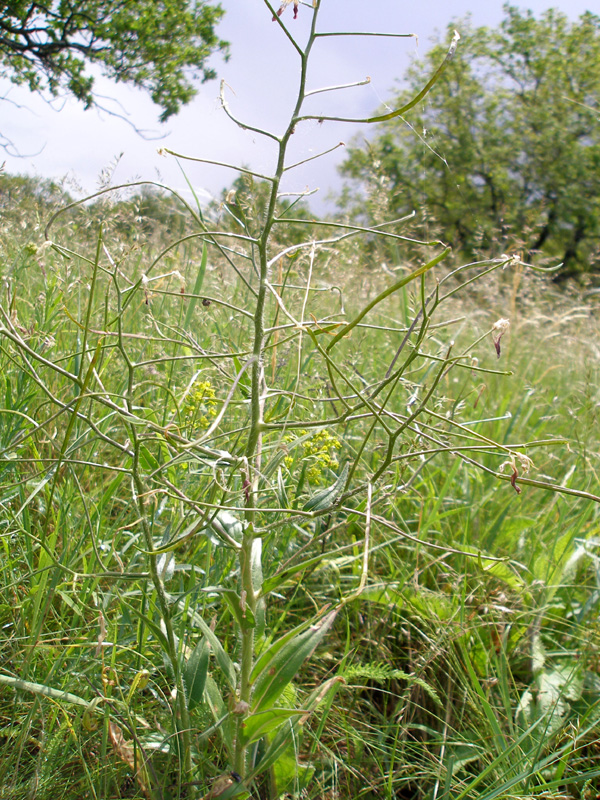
(285, 429, 341, 483)
(183, 379, 217, 430)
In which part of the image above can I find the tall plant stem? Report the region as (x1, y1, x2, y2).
(234, 1, 321, 777)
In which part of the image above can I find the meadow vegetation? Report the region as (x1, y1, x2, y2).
(1, 4, 600, 800)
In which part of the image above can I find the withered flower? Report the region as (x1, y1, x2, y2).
(491, 318, 510, 358)
(272, 0, 299, 20)
(499, 453, 533, 495)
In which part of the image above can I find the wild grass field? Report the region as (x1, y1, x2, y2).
(1, 165, 600, 800)
(1, 10, 600, 800)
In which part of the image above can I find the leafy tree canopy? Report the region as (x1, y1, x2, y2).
(340, 6, 600, 280)
(0, 0, 228, 122)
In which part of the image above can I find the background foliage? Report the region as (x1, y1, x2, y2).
(340, 7, 600, 281)
(0, 0, 228, 124)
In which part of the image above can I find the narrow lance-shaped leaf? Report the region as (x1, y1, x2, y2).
(252, 609, 337, 713)
(238, 708, 305, 747)
(251, 613, 332, 684)
(182, 604, 237, 691)
(248, 676, 345, 779)
(203, 675, 234, 754)
(183, 638, 209, 710)
(302, 462, 349, 513)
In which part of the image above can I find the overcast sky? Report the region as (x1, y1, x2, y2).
(0, 0, 595, 212)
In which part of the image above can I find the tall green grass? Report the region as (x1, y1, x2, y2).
(1, 5, 600, 799)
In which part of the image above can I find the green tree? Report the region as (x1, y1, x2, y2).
(340, 6, 600, 280)
(0, 1, 228, 123)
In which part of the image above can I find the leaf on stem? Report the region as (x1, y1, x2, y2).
(302, 462, 349, 512)
(251, 609, 338, 713)
(183, 638, 209, 710)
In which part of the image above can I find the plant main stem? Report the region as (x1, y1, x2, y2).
(234, 2, 321, 778)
